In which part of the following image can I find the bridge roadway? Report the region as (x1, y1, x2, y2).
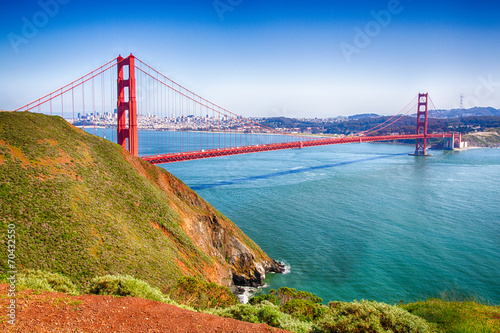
(142, 133, 454, 164)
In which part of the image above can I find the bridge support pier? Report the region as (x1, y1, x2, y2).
(444, 134, 455, 150)
(455, 133, 467, 149)
(444, 133, 468, 150)
(117, 54, 138, 156)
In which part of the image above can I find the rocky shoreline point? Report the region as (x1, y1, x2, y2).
(232, 259, 286, 287)
(231, 260, 286, 303)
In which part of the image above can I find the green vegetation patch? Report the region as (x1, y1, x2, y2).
(86, 274, 169, 303)
(271, 287, 323, 305)
(403, 299, 500, 333)
(212, 302, 314, 333)
(17, 270, 79, 295)
(282, 299, 326, 322)
(168, 276, 238, 310)
(249, 293, 280, 306)
(316, 300, 435, 333)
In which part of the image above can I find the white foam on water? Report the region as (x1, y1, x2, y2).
(235, 286, 259, 304)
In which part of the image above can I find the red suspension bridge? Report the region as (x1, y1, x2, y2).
(15, 54, 462, 164)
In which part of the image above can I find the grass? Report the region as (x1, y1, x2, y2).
(0, 111, 273, 292)
(168, 276, 238, 310)
(210, 302, 314, 333)
(402, 299, 500, 333)
(86, 274, 170, 304)
(315, 300, 436, 333)
(17, 270, 79, 295)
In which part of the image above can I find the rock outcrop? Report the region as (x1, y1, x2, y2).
(142, 155, 285, 287)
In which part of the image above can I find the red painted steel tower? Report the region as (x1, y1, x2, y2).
(117, 54, 138, 156)
(413, 93, 429, 156)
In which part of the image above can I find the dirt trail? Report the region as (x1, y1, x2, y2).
(0, 285, 290, 333)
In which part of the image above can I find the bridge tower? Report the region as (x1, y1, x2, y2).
(117, 54, 138, 156)
(412, 93, 430, 156)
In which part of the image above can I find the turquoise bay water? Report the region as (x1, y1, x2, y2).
(88, 129, 500, 304)
(165, 143, 500, 305)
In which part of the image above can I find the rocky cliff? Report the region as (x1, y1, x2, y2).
(0, 111, 283, 290)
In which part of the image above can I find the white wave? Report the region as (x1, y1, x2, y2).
(282, 263, 292, 274)
(234, 286, 259, 304)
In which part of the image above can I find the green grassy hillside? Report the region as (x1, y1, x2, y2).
(0, 111, 278, 290)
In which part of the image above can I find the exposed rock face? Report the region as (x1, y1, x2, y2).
(226, 237, 285, 287)
(150, 165, 285, 287)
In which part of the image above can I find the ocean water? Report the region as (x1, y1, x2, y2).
(88, 129, 500, 304)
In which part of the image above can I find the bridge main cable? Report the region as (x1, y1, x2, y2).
(15, 57, 121, 112)
(134, 57, 315, 140)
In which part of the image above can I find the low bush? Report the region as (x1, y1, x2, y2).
(249, 293, 280, 306)
(271, 287, 323, 305)
(17, 270, 79, 295)
(282, 298, 326, 322)
(212, 301, 314, 333)
(314, 300, 436, 333)
(168, 276, 238, 310)
(86, 274, 168, 303)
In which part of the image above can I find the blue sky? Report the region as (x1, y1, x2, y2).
(1, 0, 499, 117)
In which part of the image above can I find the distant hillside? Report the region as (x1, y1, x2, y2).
(0, 112, 282, 290)
(464, 129, 500, 148)
(347, 113, 379, 120)
(430, 107, 500, 118)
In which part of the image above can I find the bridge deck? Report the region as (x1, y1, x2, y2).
(142, 133, 454, 164)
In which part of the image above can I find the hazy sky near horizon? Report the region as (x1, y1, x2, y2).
(1, 0, 499, 117)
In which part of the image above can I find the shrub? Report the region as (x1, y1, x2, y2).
(249, 293, 280, 306)
(314, 300, 436, 333)
(17, 270, 79, 295)
(270, 287, 323, 306)
(168, 276, 238, 310)
(282, 298, 326, 322)
(212, 301, 314, 333)
(86, 274, 168, 303)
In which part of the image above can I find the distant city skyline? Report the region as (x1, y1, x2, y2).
(1, 0, 499, 117)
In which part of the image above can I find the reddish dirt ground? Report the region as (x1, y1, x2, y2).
(0, 285, 290, 333)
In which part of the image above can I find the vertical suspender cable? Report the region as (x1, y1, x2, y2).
(110, 66, 114, 144)
(217, 106, 221, 149)
(92, 75, 96, 135)
(61, 90, 64, 121)
(180, 86, 183, 153)
(159, 71, 162, 155)
(156, 72, 160, 155)
(71, 84, 75, 125)
(82, 80, 86, 129)
(101, 68, 105, 138)
(167, 83, 170, 153)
